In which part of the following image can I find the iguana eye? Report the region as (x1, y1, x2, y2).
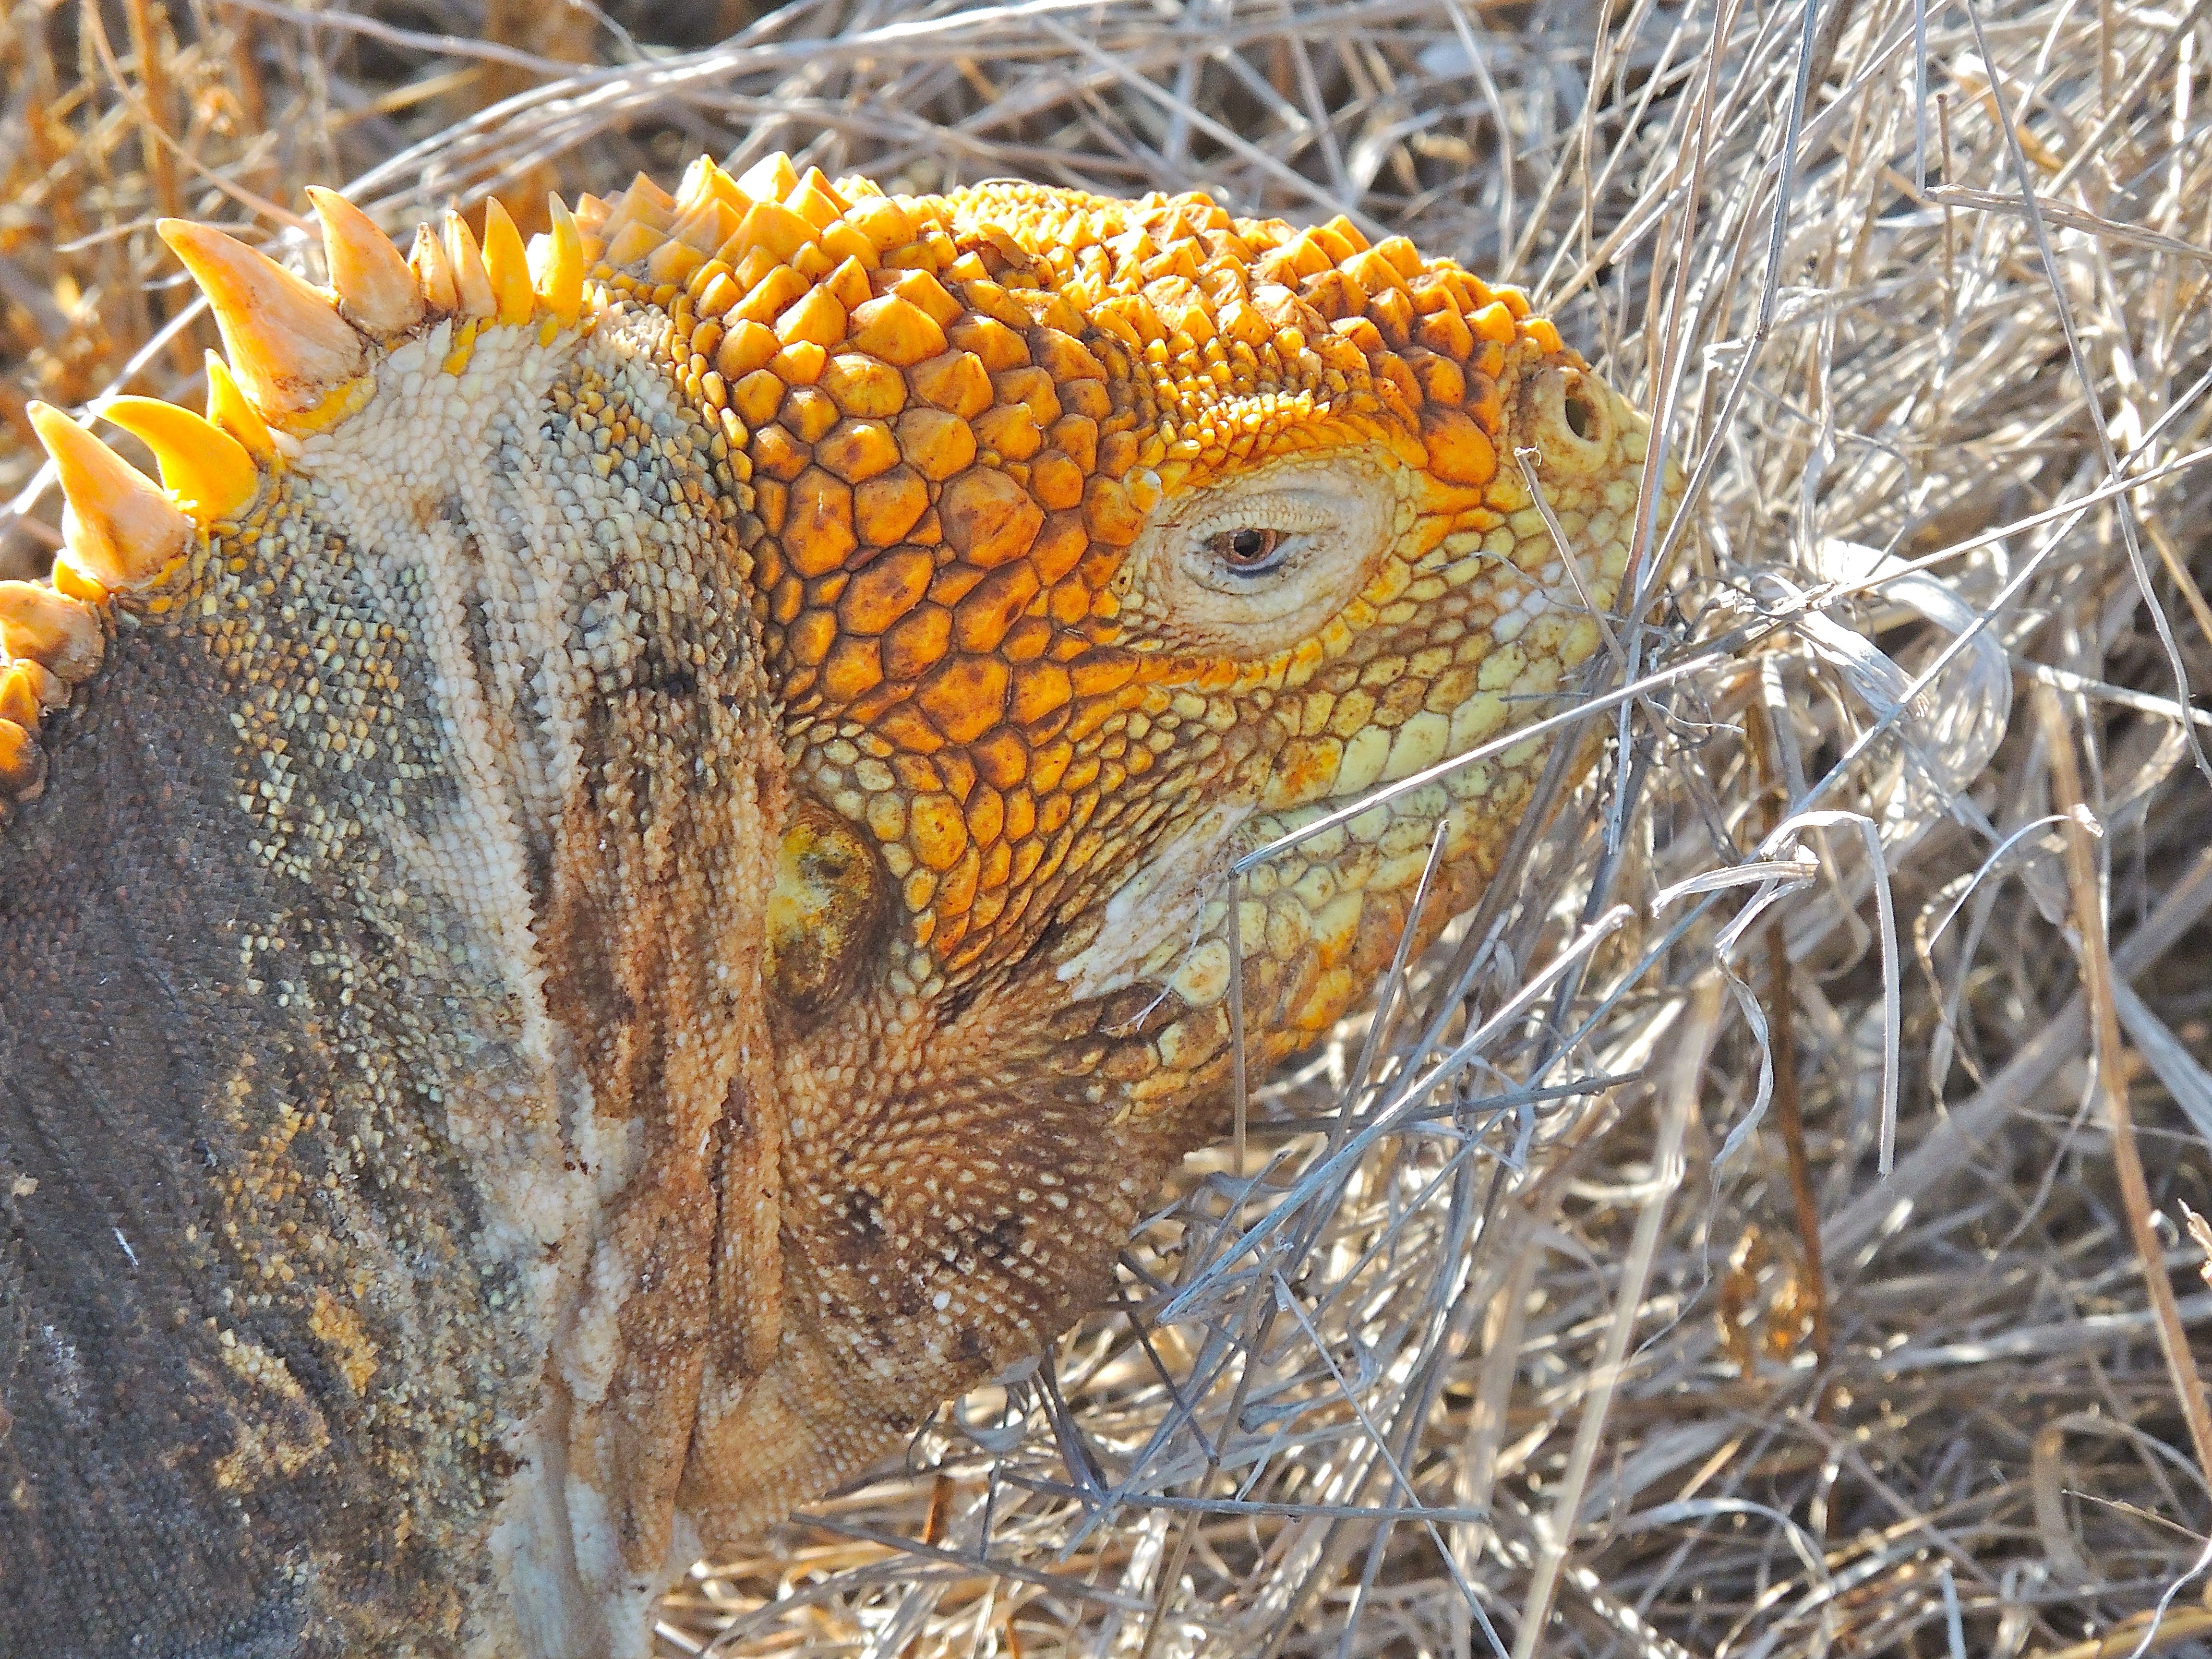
(1210, 527, 1287, 574)
(1124, 453, 1397, 659)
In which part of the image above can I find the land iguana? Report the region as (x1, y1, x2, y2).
(0, 154, 1671, 1657)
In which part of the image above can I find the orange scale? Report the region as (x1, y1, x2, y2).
(966, 785, 1005, 847)
(819, 635, 884, 702)
(911, 350, 993, 418)
(733, 370, 786, 428)
(817, 418, 901, 483)
(952, 563, 1042, 654)
(838, 546, 934, 635)
(756, 424, 818, 484)
(939, 468, 1043, 569)
(1045, 580, 1091, 629)
(976, 405, 1046, 463)
(891, 753, 944, 793)
(881, 604, 952, 680)
(1001, 616, 1054, 663)
(935, 747, 978, 803)
(1030, 742, 1074, 795)
(786, 609, 837, 666)
(915, 654, 1009, 746)
(854, 466, 930, 546)
(936, 844, 983, 917)
(968, 884, 1010, 934)
(782, 467, 858, 576)
(823, 353, 907, 418)
(926, 562, 989, 608)
(850, 295, 950, 366)
(769, 340, 829, 387)
(908, 793, 968, 872)
(895, 409, 977, 481)
(780, 385, 840, 443)
(931, 912, 972, 957)
(842, 681, 912, 726)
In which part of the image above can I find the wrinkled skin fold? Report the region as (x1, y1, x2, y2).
(0, 156, 1672, 1657)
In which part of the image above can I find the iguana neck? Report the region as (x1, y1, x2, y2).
(0, 306, 787, 1655)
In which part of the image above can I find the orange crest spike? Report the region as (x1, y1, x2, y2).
(0, 715, 44, 799)
(0, 581, 104, 685)
(307, 186, 424, 340)
(480, 199, 534, 327)
(203, 351, 276, 465)
(442, 210, 495, 320)
(534, 195, 584, 328)
(100, 397, 259, 523)
(737, 152, 799, 202)
(0, 662, 44, 727)
(157, 219, 368, 426)
(25, 402, 193, 591)
(409, 223, 458, 315)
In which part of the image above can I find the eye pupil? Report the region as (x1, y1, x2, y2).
(1215, 527, 1281, 570)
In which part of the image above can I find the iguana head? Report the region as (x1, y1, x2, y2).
(4, 156, 1665, 1655)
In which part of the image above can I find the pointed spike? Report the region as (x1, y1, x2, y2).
(672, 198, 742, 254)
(703, 165, 752, 213)
(204, 351, 276, 465)
(50, 549, 107, 604)
(600, 175, 675, 243)
(157, 219, 368, 425)
(480, 199, 534, 327)
(675, 155, 719, 211)
(26, 402, 193, 590)
(737, 152, 799, 202)
(410, 223, 458, 314)
(307, 186, 424, 340)
(794, 166, 850, 214)
(0, 582, 104, 685)
(534, 195, 584, 328)
(101, 396, 258, 522)
(0, 716, 45, 801)
(0, 662, 43, 728)
(443, 210, 495, 319)
(626, 171, 677, 214)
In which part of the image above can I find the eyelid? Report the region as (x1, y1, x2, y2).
(1125, 450, 1398, 661)
(1182, 490, 1337, 541)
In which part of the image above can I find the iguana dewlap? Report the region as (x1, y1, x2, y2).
(0, 156, 1666, 1657)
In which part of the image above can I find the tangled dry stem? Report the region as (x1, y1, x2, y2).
(5, 0, 2212, 1654)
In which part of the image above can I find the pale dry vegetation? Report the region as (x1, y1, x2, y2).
(4, 0, 2212, 1655)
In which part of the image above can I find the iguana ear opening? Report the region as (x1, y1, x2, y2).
(765, 793, 892, 1025)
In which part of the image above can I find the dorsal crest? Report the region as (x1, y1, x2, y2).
(6, 187, 593, 822)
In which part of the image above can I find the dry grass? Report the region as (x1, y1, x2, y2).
(6, 0, 2212, 1655)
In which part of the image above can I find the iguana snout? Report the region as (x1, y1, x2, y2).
(0, 155, 1669, 1658)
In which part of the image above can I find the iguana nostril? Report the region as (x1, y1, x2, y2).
(1564, 388, 1600, 441)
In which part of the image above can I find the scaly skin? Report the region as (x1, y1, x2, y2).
(0, 156, 1671, 1657)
